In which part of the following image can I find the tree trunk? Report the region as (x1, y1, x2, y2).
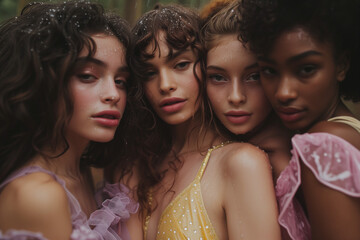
(17, 0, 31, 15)
(124, 0, 142, 26)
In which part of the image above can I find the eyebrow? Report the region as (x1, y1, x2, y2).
(166, 49, 191, 62)
(245, 62, 259, 70)
(207, 62, 258, 71)
(258, 50, 323, 64)
(75, 57, 129, 72)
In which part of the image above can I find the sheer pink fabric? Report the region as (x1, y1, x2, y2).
(276, 133, 360, 240)
(0, 166, 138, 240)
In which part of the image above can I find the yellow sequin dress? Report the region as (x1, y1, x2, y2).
(144, 142, 231, 240)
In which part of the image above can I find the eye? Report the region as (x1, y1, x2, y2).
(145, 69, 157, 79)
(115, 79, 127, 90)
(246, 72, 260, 82)
(208, 73, 226, 83)
(77, 74, 97, 82)
(175, 61, 190, 70)
(298, 64, 317, 77)
(260, 67, 277, 77)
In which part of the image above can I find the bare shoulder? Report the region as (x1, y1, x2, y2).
(309, 120, 360, 149)
(219, 142, 271, 177)
(0, 171, 71, 230)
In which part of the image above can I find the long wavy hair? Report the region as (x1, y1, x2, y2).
(123, 4, 206, 215)
(200, 0, 246, 140)
(238, 0, 360, 102)
(0, 1, 133, 183)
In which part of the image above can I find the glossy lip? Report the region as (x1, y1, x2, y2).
(92, 110, 121, 127)
(160, 97, 187, 113)
(225, 110, 251, 124)
(276, 106, 306, 123)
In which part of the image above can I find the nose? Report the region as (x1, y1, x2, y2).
(101, 78, 121, 104)
(159, 68, 177, 94)
(275, 76, 297, 104)
(228, 79, 246, 105)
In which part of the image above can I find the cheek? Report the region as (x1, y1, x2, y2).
(119, 92, 127, 113)
(207, 85, 225, 107)
(144, 84, 158, 107)
(260, 81, 277, 103)
(249, 88, 272, 110)
(71, 86, 94, 110)
(187, 77, 200, 96)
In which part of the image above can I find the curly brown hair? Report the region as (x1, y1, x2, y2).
(0, 1, 133, 182)
(121, 3, 205, 216)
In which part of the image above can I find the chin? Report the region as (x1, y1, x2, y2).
(282, 122, 306, 132)
(90, 134, 116, 143)
(228, 127, 250, 136)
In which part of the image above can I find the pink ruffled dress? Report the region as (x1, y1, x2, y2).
(276, 116, 360, 240)
(0, 166, 138, 240)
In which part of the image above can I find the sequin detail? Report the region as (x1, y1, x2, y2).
(144, 141, 231, 240)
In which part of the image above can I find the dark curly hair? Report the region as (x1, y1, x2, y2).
(0, 1, 134, 182)
(123, 3, 205, 216)
(238, 0, 360, 102)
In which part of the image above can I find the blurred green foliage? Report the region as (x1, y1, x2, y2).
(0, 0, 210, 25)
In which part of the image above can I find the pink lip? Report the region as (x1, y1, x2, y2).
(225, 111, 251, 124)
(160, 97, 187, 113)
(276, 107, 305, 122)
(92, 110, 121, 127)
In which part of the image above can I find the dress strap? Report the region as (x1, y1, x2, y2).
(328, 116, 360, 133)
(196, 141, 231, 181)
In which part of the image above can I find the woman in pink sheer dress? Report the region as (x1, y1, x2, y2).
(239, 0, 360, 239)
(0, 2, 137, 239)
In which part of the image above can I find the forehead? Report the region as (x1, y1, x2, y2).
(145, 31, 169, 56)
(268, 27, 334, 58)
(79, 34, 125, 58)
(207, 34, 254, 61)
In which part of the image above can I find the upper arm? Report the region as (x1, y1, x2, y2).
(301, 160, 360, 239)
(222, 144, 281, 240)
(309, 120, 360, 149)
(302, 121, 360, 239)
(0, 174, 72, 240)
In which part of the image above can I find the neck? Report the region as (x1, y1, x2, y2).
(245, 112, 279, 141)
(331, 99, 354, 119)
(170, 115, 221, 155)
(34, 135, 89, 178)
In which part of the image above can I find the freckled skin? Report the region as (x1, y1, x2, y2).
(206, 35, 272, 135)
(67, 34, 128, 144)
(143, 31, 200, 126)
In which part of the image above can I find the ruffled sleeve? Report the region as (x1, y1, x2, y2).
(0, 230, 47, 240)
(293, 133, 360, 195)
(276, 132, 360, 240)
(88, 183, 139, 240)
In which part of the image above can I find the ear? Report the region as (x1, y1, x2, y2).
(336, 53, 350, 82)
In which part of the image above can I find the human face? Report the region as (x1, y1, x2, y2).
(206, 35, 272, 135)
(258, 27, 344, 132)
(67, 34, 129, 144)
(143, 31, 200, 126)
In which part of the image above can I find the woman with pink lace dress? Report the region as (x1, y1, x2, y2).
(0, 2, 137, 239)
(239, 0, 360, 239)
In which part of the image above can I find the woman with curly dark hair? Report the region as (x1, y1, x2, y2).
(239, 0, 360, 239)
(109, 3, 281, 240)
(0, 1, 138, 239)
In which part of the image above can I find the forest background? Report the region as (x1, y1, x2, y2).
(0, 0, 359, 117)
(0, 0, 210, 25)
